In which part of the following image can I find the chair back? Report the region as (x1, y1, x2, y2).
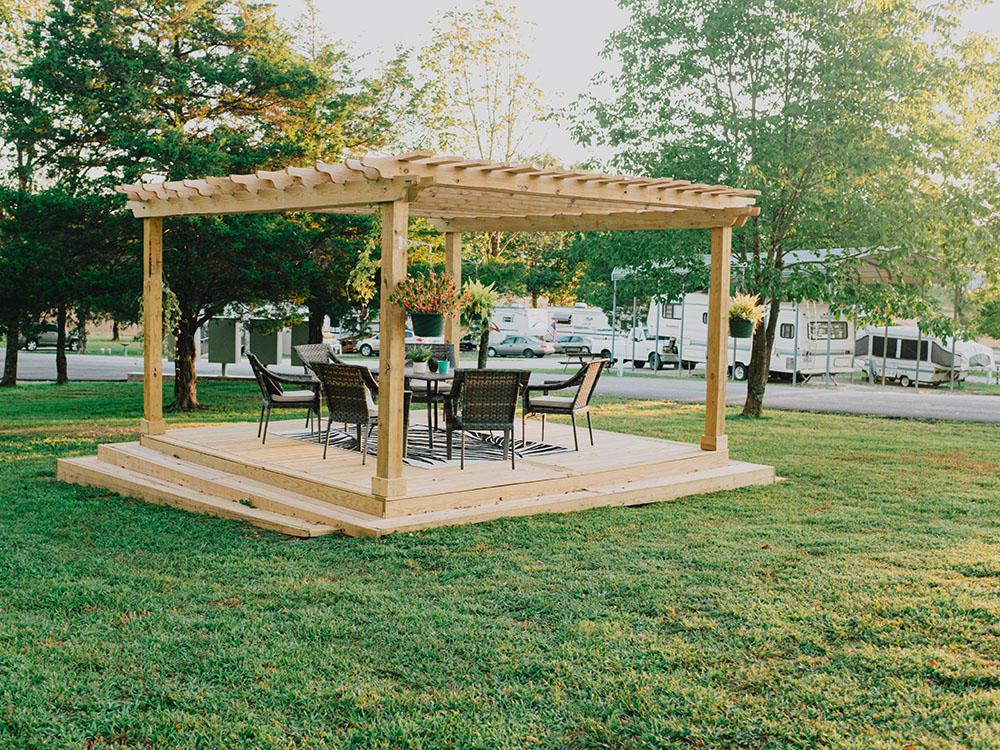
(294, 343, 338, 372)
(452, 369, 523, 427)
(247, 352, 284, 399)
(312, 363, 375, 424)
(573, 359, 607, 408)
(406, 342, 457, 368)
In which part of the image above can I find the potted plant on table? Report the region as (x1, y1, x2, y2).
(408, 346, 433, 373)
(388, 271, 464, 337)
(729, 292, 766, 338)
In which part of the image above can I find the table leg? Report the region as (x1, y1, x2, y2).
(427, 395, 434, 449)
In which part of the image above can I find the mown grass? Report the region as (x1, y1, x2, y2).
(1, 381, 998, 749)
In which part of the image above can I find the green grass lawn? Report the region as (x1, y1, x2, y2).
(1, 382, 998, 749)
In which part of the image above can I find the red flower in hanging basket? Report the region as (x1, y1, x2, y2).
(388, 271, 463, 317)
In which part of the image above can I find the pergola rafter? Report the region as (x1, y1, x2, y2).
(118, 152, 755, 499)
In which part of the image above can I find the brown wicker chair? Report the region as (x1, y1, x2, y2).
(247, 352, 321, 444)
(522, 359, 607, 450)
(405, 342, 456, 431)
(312, 363, 410, 462)
(443, 369, 524, 469)
(293, 343, 345, 373)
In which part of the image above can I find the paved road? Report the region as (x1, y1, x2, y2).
(5, 351, 999, 424)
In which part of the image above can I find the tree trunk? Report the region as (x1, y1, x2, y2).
(55, 305, 68, 385)
(1, 313, 18, 387)
(111, 320, 120, 342)
(307, 299, 325, 344)
(171, 316, 199, 411)
(477, 326, 490, 369)
(741, 297, 781, 417)
(75, 305, 88, 354)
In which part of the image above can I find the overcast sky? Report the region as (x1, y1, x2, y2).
(272, 0, 1000, 165)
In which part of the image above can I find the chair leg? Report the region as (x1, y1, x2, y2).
(571, 412, 579, 451)
(460, 431, 465, 470)
(261, 406, 271, 444)
(257, 404, 266, 438)
(541, 414, 545, 441)
(323, 416, 333, 459)
(356, 424, 362, 453)
(509, 429, 515, 470)
(362, 424, 374, 465)
(522, 412, 526, 443)
(446, 428, 453, 461)
(587, 411, 594, 446)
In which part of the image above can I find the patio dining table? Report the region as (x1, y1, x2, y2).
(371, 367, 454, 449)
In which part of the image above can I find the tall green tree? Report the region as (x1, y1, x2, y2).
(24, 0, 332, 409)
(575, 0, 999, 415)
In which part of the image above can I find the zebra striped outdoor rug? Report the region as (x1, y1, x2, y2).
(275, 424, 569, 468)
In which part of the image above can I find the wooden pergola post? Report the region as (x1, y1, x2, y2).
(700, 225, 732, 453)
(443, 232, 462, 364)
(372, 199, 409, 499)
(141, 217, 166, 436)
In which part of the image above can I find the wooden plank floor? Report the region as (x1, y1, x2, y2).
(58, 418, 777, 536)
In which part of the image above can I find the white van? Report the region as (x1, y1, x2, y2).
(646, 293, 855, 380)
(855, 326, 969, 386)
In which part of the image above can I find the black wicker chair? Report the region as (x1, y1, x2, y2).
(522, 359, 607, 450)
(247, 352, 321, 444)
(443, 369, 524, 470)
(405, 342, 457, 431)
(312, 363, 410, 462)
(293, 343, 345, 373)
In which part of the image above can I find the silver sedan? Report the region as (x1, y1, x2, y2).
(487, 335, 556, 358)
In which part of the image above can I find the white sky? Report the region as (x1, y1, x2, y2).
(272, 0, 1000, 165)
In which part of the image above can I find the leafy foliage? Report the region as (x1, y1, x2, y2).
(574, 0, 999, 415)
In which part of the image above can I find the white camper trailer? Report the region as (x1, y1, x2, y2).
(646, 293, 855, 380)
(489, 306, 551, 344)
(855, 326, 969, 386)
(547, 303, 611, 335)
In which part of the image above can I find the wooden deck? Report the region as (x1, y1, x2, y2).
(57, 419, 776, 537)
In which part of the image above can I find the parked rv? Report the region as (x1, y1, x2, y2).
(489, 306, 550, 344)
(646, 293, 855, 381)
(546, 303, 611, 335)
(855, 326, 969, 386)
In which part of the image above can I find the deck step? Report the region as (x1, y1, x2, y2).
(57, 450, 774, 539)
(370, 460, 776, 534)
(57, 456, 344, 538)
(96, 443, 382, 536)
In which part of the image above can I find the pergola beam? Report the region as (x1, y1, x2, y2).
(429, 207, 759, 233)
(122, 177, 421, 218)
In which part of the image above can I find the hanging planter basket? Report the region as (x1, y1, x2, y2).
(411, 312, 444, 337)
(729, 317, 755, 339)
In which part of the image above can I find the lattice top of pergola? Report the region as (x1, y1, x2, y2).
(116, 151, 760, 232)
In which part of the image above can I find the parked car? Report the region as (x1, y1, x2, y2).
(357, 329, 429, 357)
(487, 335, 555, 358)
(459, 334, 477, 351)
(19, 323, 81, 351)
(337, 335, 360, 354)
(554, 334, 593, 354)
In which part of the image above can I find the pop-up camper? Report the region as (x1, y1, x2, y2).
(855, 326, 969, 386)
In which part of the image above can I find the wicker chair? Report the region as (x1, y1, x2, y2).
(247, 352, 320, 444)
(522, 359, 607, 450)
(405, 342, 457, 431)
(293, 343, 344, 373)
(443, 369, 524, 470)
(312, 363, 410, 462)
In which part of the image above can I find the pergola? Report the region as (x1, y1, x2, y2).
(117, 151, 759, 501)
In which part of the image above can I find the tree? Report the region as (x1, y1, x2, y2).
(24, 0, 332, 409)
(574, 0, 999, 415)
